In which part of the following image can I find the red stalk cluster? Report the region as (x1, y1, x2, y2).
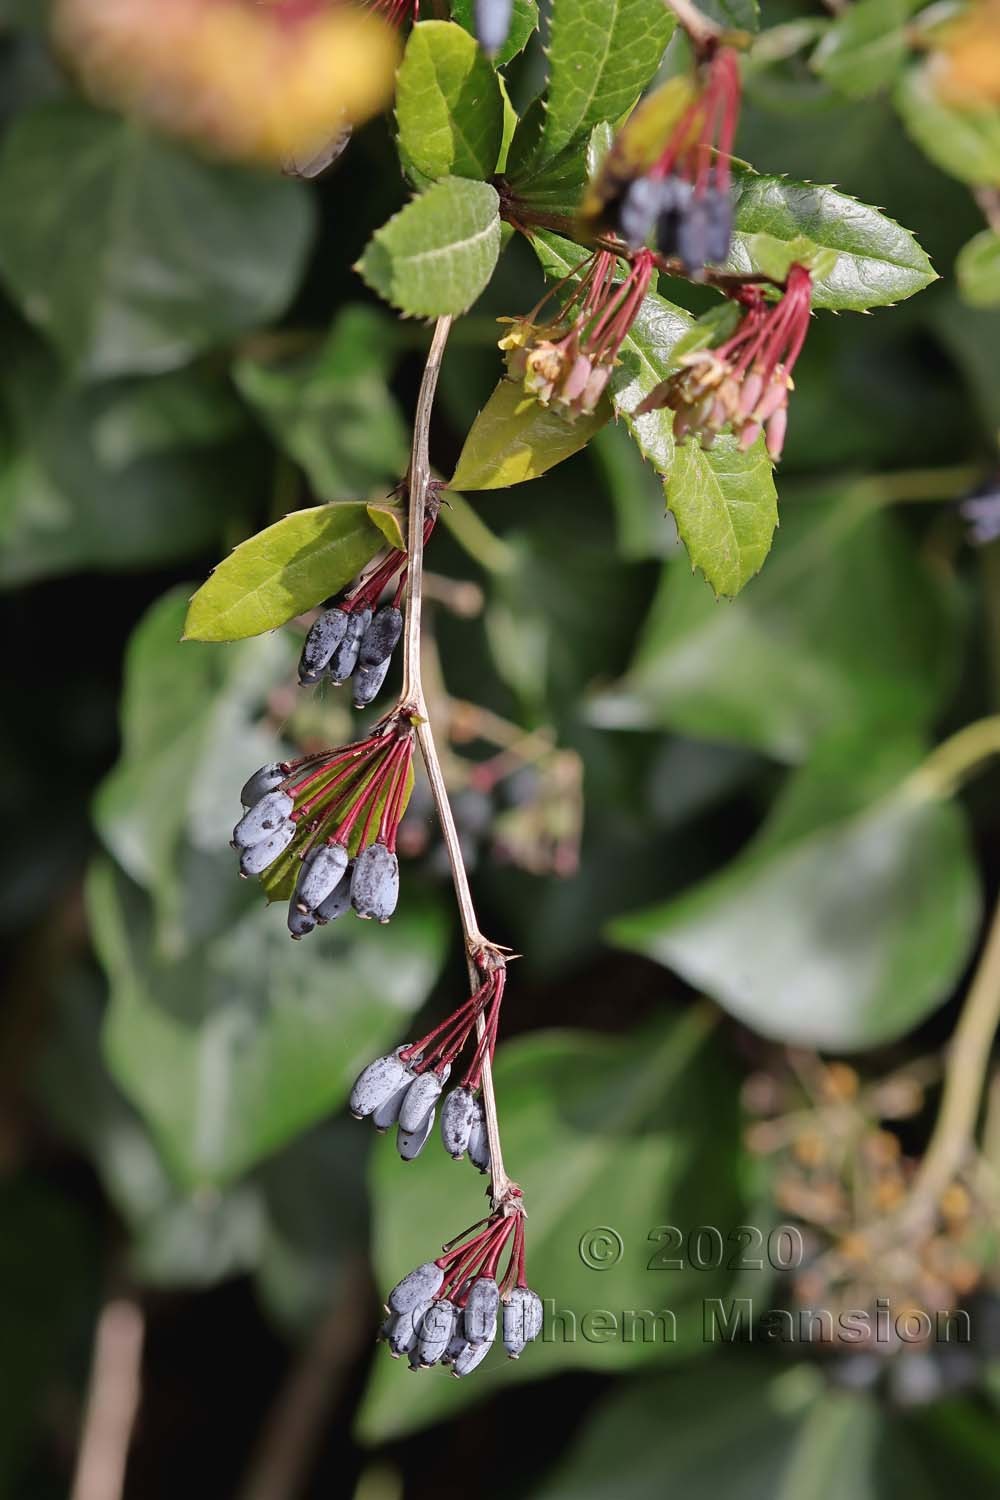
(399, 964, 506, 1090)
(434, 1201, 527, 1305)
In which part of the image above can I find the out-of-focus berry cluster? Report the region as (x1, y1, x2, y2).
(744, 1056, 995, 1356)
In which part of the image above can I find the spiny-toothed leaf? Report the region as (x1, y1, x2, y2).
(356, 178, 501, 317)
(449, 0, 539, 67)
(0, 101, 314, 378)
(449, 377, 611, 488)
(540, 0, 676, 161)
(956, 229, 1000, 309)
(395, 22, 505, 181)
(895, 62, 1000, 188)
(728, 169, 937, 309)
(699, 0, 760, 29)
(810, 0, 913, 99)
(184, 503, 387, 642)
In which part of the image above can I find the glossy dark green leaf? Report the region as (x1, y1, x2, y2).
(357, 1008, 743, 1439)
(184, 502, 387, 641)
(0, 341, 249, 585)
(530, 1364, 938, 1500)
(592, 492, 962, 760)
(395, 21, 505, 180)
(0, 101, 314, 376)
(89, 858, 448, 1186)
(540, 0, 675, 160)
(729, 169, 937, 309)
(356, 178, 502, 316)
(233, 305, 409, 501)
(449, 0, 539, 65)
(611, 755, 980, 1050)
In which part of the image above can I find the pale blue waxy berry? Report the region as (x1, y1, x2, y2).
(349, 1049, 411, 1120)
(232, 790, 294, 849)
(397, 1106, 437, 1161)
(239, 819, 296, 876)
(440, 1086, 478, 1160)
(294, 842, 348, 913)
(299, 607, 349, 685)
(398, 1069, 448, 1134)
(467, 1102, 490, 1174)
(358, 605, 403, 668)
(464, 1277, 499, 1345)
(329, 606, 372, 684)
(388, 1261, 444, 1314)
(240, 763, 285, 808)
(452, 1333, 494, 1377)
(351, 842, 399, 922)
(315, 861, 354, 924)
(474, 0, 513, 57)
(502, 1287, 543, 1358)
(352, 656, 391, 709)
(415, 1298, 458, 1367)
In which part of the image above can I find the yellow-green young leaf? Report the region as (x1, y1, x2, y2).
(184, 503, 386, 642)
(395, 22, 504, 181)
(666, 439, 778, 599)
(728, 170, 936, 310)
(356, 179, 501, 317)
(541, 0, 676, 160)
(895, 63, 1000, 187)
(737, 232, 838, 285)
(956, 228, 1000, 308)
(449, 378, 611, 489)
(365, 500, 406, 551)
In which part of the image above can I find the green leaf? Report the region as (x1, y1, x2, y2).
(184, 502, 387, 642)
(94, 589, 292, 951)
(811, 0, 912, 100)
(611, 753, 980, 1051)
(956, 228, 1000, 309)
(232, 305, 409, 502)
(540, 0, 675, 160)
(728, 169, 937, 310)
(699, 0, 760, 30)
(532, 232, 778, 595)
(449, 376, 611, 488)
(592, 493, 962, 761)
(449, 0, 539, 66)
(395, 22, 505, 181)
(0, 339, 250, 586)
(0, 101, 314, 377)
(365, 500, 406, 550)
(666, 439, 779, 599)
(895, 62, 1000, 188)
(90, 859, 448, 1186)
(356, 1009, 744, 1440)
(530, 1365, 941, 1500)
(356, 178, 501, 317)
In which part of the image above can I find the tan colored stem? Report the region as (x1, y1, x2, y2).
(401, 317, 510, 1203)
(71, 1300, 144, 1500)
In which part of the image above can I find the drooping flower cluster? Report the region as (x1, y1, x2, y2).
(54, 0, 399, 166)
(298, 494, 435, 703)
(599, 49, 741, 276)
(349, 956, 506, 1164)
(636, 264, 813, 461)
(380, 1201, 542, 1373)
(500, 248, 656, 420)
(233, 713, 415, 937)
